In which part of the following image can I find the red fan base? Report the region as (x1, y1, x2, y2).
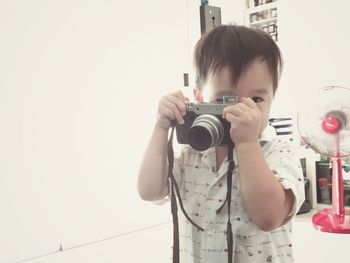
(312, 157, 350, 233)
(312, 209, 350, 234)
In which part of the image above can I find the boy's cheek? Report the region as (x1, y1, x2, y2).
(259, 116, 270, 132)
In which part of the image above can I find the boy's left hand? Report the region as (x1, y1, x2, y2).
(223, 97, 261, 145)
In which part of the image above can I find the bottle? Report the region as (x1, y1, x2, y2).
(318, 177, 331, 204)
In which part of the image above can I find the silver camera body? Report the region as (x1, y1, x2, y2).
(175, 96, 239, 151)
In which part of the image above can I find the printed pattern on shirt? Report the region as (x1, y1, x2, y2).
(168, 135, 305, 263)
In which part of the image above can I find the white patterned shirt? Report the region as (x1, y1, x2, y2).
(167, 127, 305, 263)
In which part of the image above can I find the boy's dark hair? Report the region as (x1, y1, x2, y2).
(194, 24, 283, 94)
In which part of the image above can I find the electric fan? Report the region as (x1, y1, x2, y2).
(297, 86, 350, 233)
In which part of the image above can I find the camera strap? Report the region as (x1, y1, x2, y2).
(167, 126, 204, 263)
(167, 125, 234, 263)
(215, 140, 235, 263)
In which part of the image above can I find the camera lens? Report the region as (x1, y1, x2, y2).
(188, 114, 224, 151)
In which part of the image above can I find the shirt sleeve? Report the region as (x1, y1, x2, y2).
(264, 138, 305, 224)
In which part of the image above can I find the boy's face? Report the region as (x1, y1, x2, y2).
(201, 59, 274, 135)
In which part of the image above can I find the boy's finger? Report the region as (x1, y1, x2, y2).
(242, 97, 258, 109)
(167, 95, 187, 115)
(159, 105, 175, 120)
(171, 90, 188, 102)
(224, 112, 238, 124)
(162, 100, 184, 124)
(223, 103, 246, 117)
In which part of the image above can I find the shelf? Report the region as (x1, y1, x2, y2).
(246, 1, 278, 15)
(244, 0, 279, 42)
(249, 17, 277, 27)
(245, 1, 278, 26)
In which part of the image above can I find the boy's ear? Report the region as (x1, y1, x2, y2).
(193, 88, 203, 102)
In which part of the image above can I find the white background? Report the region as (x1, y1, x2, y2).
(1, 0, 350, 262)
(0, 0, 243, 262)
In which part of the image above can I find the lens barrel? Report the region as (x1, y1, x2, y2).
(188, 114, 224, 151)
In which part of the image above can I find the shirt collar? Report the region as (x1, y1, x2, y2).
(259, 125, 276, 143)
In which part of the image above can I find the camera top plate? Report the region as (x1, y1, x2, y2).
(187, 95, 239, 115)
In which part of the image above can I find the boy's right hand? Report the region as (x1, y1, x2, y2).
(156, 90, 189, 130)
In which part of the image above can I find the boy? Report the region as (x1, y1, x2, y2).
(138, 24, 305, 263)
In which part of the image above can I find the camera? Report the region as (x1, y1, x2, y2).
(174, 96, 239, 151)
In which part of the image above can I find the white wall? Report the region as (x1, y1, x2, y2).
(272, 0, 350, 118)
(0, 1, 243, 262)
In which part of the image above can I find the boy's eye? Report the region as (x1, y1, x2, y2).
(251, 97, 263, 103)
